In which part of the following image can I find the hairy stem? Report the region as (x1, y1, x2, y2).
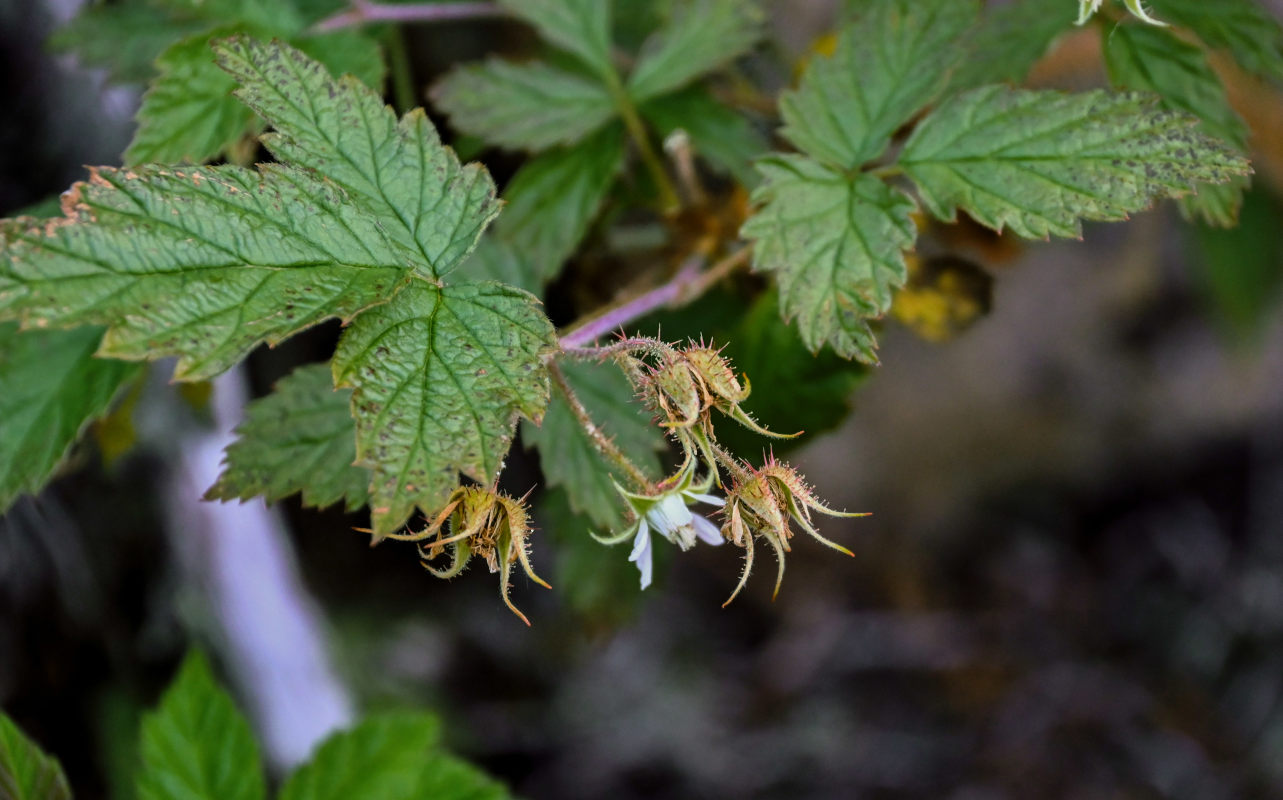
(558, 248, 752, 350)
(548, 361, 653, 489)
(313, 0, 505, 32)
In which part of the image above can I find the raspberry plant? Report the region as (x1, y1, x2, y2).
(0, 0, 1266, 624)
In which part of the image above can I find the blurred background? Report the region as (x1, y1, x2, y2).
(3, 0, 1283, 798)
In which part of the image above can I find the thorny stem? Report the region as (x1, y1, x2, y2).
(557, 248, 752, 351)
(313, 0, 505, 32)
(708, 437, 753, 485)
(548, 360, 652, 490)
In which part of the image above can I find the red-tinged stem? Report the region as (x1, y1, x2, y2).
(313, 0, 505, 32)
(558, 247, 752, 351)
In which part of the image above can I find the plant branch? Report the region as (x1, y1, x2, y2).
(313, 0, 505, 32)
(604, 74, 681, 213)
(558, 247, 752, 351)
(548, 360, 652, 489)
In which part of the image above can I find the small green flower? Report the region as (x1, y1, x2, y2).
(1077, 0, 1167, 26)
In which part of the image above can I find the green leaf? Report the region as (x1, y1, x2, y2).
(898, 86, 1252, 239)
(1104, 23, 1250, 226)
(627, 0, 763, 103)
(494, 125, 624, 284)
(332, 281, 557, 537)
(498, 0, 614, 81)
(206, 364, 369, 512)
(0, 165, 413, 381)
(412, 753, 510, 800)
(640, 86, 768, 188)
(459, 237, 542, 296)
(0, 709, 71, 800)
(537, 488, 646, 623)
(48, 3, 208, 84)
(124, 27, 384, 168)
(948, 0, 1076, 91)
(780, 0, 979, 170)
(136, 652, 265, 800)
(1151, 0, 1283, 82)
(0, 324, 142, 511)
(523, 361, 665, 531)
(741, 154, 917, 361)
(429, 58, 617, 152)
(278, 713, 440, 800)
(152, 0, 303, 32)
(125, 28, 258, 166)
(217, 36, 498, 275)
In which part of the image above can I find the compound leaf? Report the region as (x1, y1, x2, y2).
(741, 154, 917, 362)
(627, 0, 763, 103)
(332, 281, 556, 538)
(0, 324, 142, 511)
(216, 36, 495, 276)
(459, 237, 542, 296)
(498, 0, 614, 81)
(0, 709, 72, 800)
(899, 86, 1251, 239)
(780, 0, 978, 170)
(523, 361, 665, 531)
(429, 58, 617, 152)
(206, 364, 369, 512)
(494, 125, 624, 285)
(136, 652, 265, 800)
(1104, 23, 1250, 226)
(0, 165, 412, 381)
(279, 713, 440, 800)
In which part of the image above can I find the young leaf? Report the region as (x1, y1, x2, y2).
(0, 324, 143, 511)
(494, 126, 625, 285)
(522, 361, 666, 531)
(217, 36, 497, 274)
(331, 281, 557, 538)
(780, 0, 979, 171)
(0, 709, 72, 800)
(1151, 0, 1283, 83)
(498, 0, 614, 82)
(0, 166, 414, 381)
(1104, 23, 1250, 226)
(741, 155, 917, 361)
(206, 364, 370, 512)
(136, 651, 265, 800)
(899, 87, 1252, 239)
(640, 86, 768, 188)
(429, 58, 617, 152)
(948, 0, 1076, 91)
(626, 0, 763, 104)
(277, 713, 440, 800)
(125, 28, 258, 166)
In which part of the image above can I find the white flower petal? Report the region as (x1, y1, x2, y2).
(629, 520, 650, 561)
(629, 527, 654, 590)
(692, 514, 724, 546)
(686, 492, 725, 508)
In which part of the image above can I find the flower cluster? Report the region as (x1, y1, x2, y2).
(414, 487, 549, 625)
(629, 340, 794, 441)
(1076, 0, 1166, 26)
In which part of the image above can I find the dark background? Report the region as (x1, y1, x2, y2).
(3, 1, 1283, 798)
